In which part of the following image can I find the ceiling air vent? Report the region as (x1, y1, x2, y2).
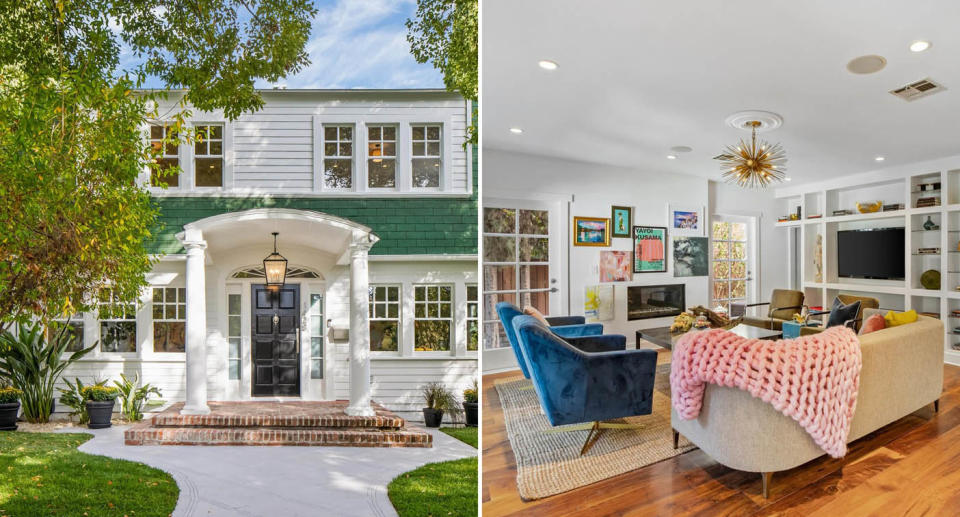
(889, 78, 946, 101)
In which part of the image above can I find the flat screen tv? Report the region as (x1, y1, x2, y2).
(837, 227, 905, 280)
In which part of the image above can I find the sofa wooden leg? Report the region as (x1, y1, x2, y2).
(761, 472, 772, 499)
(672, 429, 679, 450)
(935, 399, 940, 413)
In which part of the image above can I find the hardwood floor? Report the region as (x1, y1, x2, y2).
(482, 351, 960, 516)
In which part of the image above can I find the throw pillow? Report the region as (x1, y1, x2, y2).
(859, 313, 886, 335)
(826, 297, 861, 328)
(523, 306, 550, 326)
(884, 309, 918, 327)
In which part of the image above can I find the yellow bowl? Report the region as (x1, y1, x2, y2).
(856, 201, 882, 213)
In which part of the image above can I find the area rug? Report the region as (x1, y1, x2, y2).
(495, 362, 695, 500)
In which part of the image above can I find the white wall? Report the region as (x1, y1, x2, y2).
(709, 181, 790, 304)
(484, 149, 712, 340)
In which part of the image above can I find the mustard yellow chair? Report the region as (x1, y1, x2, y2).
(737, 289, 805, 331)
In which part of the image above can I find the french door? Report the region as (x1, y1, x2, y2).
(710, 215, 759, 312)
(482, 199, 564, 372)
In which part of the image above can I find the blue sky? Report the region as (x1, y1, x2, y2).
(134, 0, 442, 90)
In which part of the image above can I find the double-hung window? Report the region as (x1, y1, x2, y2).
(152, 287, 185, 352)
(369, 285, 400, 352)
(323, 125, 354, 189)
(150, 124, 180, 187)
(367, 125, 397, 189)
(411, 124, 442, 188)
(414, 285, 453, 352)
(309, 294, 324, 378)
(98, 290, 137, 353)
(466, 285, 479, 351)
(227, 293, 241, 380)
(194, 124, 223, 187)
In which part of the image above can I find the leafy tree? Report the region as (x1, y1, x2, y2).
(0, 1, 316, 328)
(406, 0, 478, 143)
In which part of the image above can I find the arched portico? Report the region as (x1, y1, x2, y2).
(175, 208, 379, 416)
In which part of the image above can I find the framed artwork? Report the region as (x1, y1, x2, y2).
(610, 206, 633, 238)
(668, 204, 705, 236)
(584, 284, 614, 322)
(633, 226, 667, 273)
(599, 251, 632, 282)
(673, 237, 709, 277)
(573, 217, 611, 246)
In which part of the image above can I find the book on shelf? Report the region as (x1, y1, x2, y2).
(807, 214, 822, 219)
(916, 197, 941, 208)
(912, 182, 941, 193)
(917, 247, 941, 254)
(882, 203, 904, 211)
(952, 310, 960, 318)
(832, 209, 853, 216)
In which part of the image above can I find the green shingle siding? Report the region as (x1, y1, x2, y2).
(145, 147, 478, 256)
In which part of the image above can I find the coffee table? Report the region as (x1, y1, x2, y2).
(636, 324, 782, 350)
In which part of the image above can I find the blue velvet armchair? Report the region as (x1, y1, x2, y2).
(496, 302, 620, 378)
(512, 314, 659, 455)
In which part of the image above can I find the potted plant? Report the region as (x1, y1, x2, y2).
(82, 385, 119, 429)
(463, 380, 478, 427)
(421, 382, 457, 428)
(0, 386, 22, 431)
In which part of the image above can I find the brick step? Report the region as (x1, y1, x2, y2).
(124, 425, 432, 447)
(150, 413, 404, 430)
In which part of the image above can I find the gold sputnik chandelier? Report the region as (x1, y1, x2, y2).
(714, 120, 787, 188)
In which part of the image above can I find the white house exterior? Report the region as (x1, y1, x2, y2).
(58, 90, 478, 422)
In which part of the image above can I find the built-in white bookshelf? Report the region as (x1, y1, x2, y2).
(777, 164, 960, 365)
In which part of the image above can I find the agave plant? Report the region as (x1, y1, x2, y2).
(113, 373, 161, 422)
(0, 321, 96, 422)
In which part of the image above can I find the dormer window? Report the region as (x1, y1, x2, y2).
(323, 125, 354, 189)
(150, 124, 180, 187)
(367, 125, 397, 189)
(411, 124, 442, 188)
(194, 125, 223, 187)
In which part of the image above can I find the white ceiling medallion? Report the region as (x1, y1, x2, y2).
(846, 54, 887, 75)
(723, 110, 783, 132)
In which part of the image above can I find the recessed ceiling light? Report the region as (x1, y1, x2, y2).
(846, 54, 887, 74)
(666, 155, 677, 160)
(538, 60, 558, 70)
(670, 146, 693, 153)
(875, 156, 885, 161)
(910, 40, 931, 52)
(785, 177, 792, 182)
(509, 127, 523, 134)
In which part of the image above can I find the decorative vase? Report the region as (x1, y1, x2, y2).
(86, 400, 115, 429)
(0, 402, 20, 431)
(924, 216, 938, 230)
(463, 402, 478, 427)
(422, 408, 444, 428)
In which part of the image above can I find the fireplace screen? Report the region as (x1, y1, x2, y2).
(627, 284, 685, 320)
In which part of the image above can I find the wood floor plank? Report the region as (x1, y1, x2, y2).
(482, 365, 960, 516)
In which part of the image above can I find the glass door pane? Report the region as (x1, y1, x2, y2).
(711, 218, 751, 312)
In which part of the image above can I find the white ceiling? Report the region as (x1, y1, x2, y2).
(481, 1, 960, 186)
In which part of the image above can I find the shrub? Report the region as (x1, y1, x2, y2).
(421, 382, 460, 413)
(58, 378, 107, 424)
(114, 373, 161, 422)
(0, 321, 97, 422)
(0, 386, 22, 404)
(81, 385, 119, 402)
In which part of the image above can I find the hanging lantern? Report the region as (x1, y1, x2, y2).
(263, 232, 288, 287)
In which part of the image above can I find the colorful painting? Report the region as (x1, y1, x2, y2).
(633, 226, 667, 273)
(573, 217, 611, 246)
(584, 284, 614, 322)
(668, 204, 705, 236)
(673, 237, 709, 277)
(611, 206, 633, 238)
(599, 251, 632, 282)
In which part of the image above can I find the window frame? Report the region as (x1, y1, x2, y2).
(413, 284, 455, 354)
(321, 124, 356, 191)
(151, 286, 186, 353)
(466, 284, 479, 353)
(308, 292, 325, 379)
(227, 291, 242, 380)
(148, 123, 182, 189)
(368, 284, 402, 354)
(410, 123, 444, 191)
(192, 123, 225, 189)
(96, 289, 139, 354)
(366, 123, 399, 191)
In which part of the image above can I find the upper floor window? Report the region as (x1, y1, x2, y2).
(324, 125, 353, 189)
(367, 125, 397, 189)
(414, 285, 452, 352)
(152, 287, 185, 353)
(411, 124, 442, 188)
(194, 124, 223, 187)
(98, 289, 137, 353)
(150, 124, 180, 187)
(369, 285, 400, 352)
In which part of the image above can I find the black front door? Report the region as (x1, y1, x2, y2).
(252, 284, 300, 396)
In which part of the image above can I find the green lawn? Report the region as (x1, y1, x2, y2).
(0, 432, 178, 516)
(388, 427, 478, 517)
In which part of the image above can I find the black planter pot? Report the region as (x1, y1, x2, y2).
(463, 402, 478, 427)
(0, 402, 20, 431)
(86, 400, 115, 429)
(422, 408, 444, 428)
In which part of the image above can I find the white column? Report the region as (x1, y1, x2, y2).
(346, 232, 375, 416)
(181, 239, 210, 415)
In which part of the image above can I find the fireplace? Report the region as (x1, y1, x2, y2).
(627, 284, 685, 320)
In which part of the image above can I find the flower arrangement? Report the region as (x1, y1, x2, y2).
(81, 385, 119, 402)
(0, 386, 22, 404)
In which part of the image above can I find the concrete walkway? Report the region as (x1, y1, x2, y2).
(57, 425, 477, 517)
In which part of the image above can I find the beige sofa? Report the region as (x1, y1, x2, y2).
(671, 312, 944, 498)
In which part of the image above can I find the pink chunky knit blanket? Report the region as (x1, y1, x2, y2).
(670, 326, 862, 458)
